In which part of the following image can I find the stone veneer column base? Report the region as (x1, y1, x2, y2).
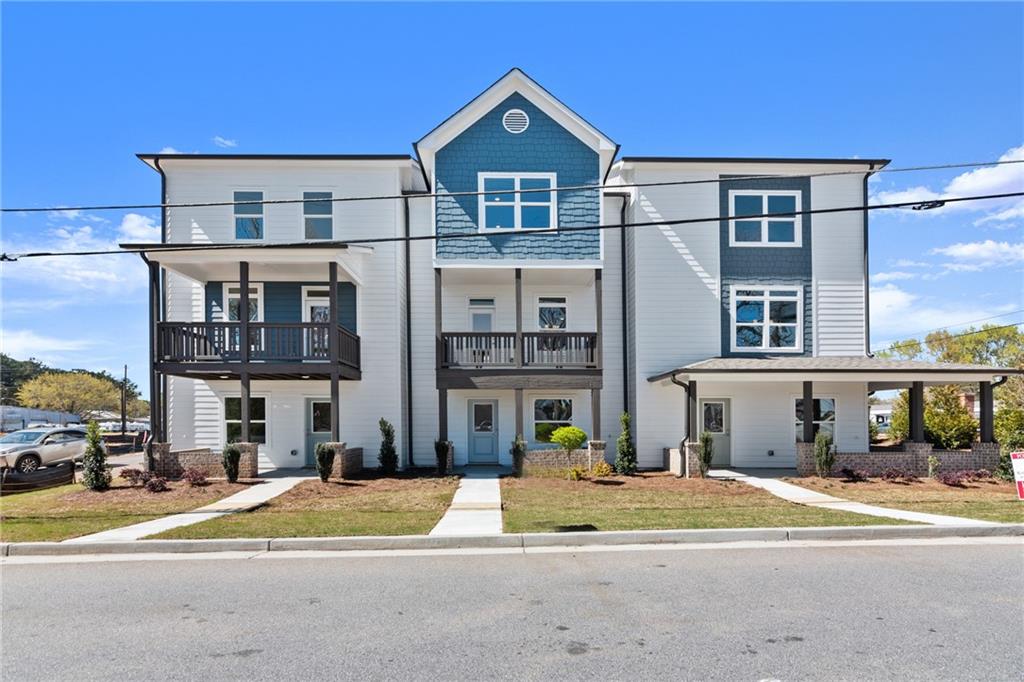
(901, 441, 934, 474)
(684, 442, 703, 478)
(326, 442, 363, 479)
(587, 440, 607, 468)
(234, 443, 260, 479)
(796, 442, 816, 476)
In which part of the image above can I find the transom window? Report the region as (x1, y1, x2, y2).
(729, 190, 801, 247)
(731, 287, 801, 352)
(795, 397, 836, 443)
(538, 296, 567, 330)
(533, 398, 572, 443)
(303, 192, 333, 240)
(478, 173, 556, 230)
(234, 191, 264, 240)
(225, 397, 267, 444)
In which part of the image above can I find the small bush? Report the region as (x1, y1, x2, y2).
(315, 442, 335, 482)
(550, 426, 587, 455)
(697, 431, 714, 477)
(509, 435, 526, 478)
(880, 468, 917, 483)
(868, 419, 880, 443)
(839, 467, 869, 483)
(927, 454, 939, 478)
(936, 470, 968, 487)
(119, 467, 145, 487)
(614, 412, 637, 475)
(814, 431, 835, 478)
(591, 460, 613, 477)
(962, 469, 991, 482)
(435, 440, 452, 476)
(222, 444, 241, 483)
(378, 418, 398, 475)
(81, 421, 111, 491)
(145, 475, 169, 493)
(181, 467, 207, 487)
(566, 466, 587, 481)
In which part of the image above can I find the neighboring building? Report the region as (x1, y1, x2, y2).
(0, 406, 81, 432)
(870, 401, 893, 431)
(128, 69, 1015, 472)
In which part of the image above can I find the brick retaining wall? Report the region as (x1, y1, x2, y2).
(147, 442, 259, 479)
(796, 441, 1000, 477)
(525, 441, 607, 469)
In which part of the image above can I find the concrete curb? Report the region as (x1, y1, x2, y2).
(2, 524, 1021, 557)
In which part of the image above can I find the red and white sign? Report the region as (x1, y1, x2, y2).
(1011, 452, 1024, 500)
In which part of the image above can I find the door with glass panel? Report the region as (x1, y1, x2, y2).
(305, 399, 332, 466)
(467, 298, 496, 366)
(537, 295, 568, 360)
(224, 284, 262, 357)
(302, 287, 332, 359)
(698, 399, 731, 467)
(468, 400, 499, 464)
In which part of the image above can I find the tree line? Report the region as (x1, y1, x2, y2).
(1, 354, 149, 419)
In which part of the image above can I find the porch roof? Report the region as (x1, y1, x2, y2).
(647, 356, 1022, 388)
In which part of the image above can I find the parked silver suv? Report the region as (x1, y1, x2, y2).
(0, 427, 94, 474)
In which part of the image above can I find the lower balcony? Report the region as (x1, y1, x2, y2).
(156, 322, 361, 380)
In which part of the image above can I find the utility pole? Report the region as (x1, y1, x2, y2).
(121, 364, 128, 435)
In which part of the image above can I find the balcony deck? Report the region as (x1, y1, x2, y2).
(437, 331, 601, 389)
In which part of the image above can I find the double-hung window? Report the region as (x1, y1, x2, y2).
(795, 397, 836, 443)
(729, 190, 801, 247)
(234, 191, 264, 240)
(533, 398, 573, 444)
(731, 287, 801, 352)
(225, 396, 267, 444)
(479, 173, 556, 230)
(303, 191, 333, 240)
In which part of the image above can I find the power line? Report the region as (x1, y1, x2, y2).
(876, 322, 1024, 354)
(2, 190, 1020, 262)
(870, 309, 1024, 352)
(3, 158, 1022, 214)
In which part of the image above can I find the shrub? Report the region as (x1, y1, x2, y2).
(697, 431, 714, 477)
(119, 467, 145, 487)
(614, 412, 637, 475)
(814, 431, 835, 478)
(995, 408, 1024, 481)
(591, 460, 613, 477)
(880, 468, 916, 483)
(509, 435, 526, 477)
(927, 454, 940, 478)
(181, 467, 207, 487)
(378, 418, 398, 475)
(963, 469, 991, 481)
(840, 467, 869, 483)
(924, 386, 978, 449)
(435, 440, 452, 476)
(868, 419, 880, 443)
(222, 444, 241, 483)
(314, 442, 335, 482)
(566, 466, 587, 481)
(81, 421, 111, 491)
(550, 426, 587, 467)
(936, 470, 968, 487)
(144, 475, 169, 492)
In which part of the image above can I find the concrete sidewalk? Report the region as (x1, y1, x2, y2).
(64, 473, 316, 543)
(429, 467, 505, 536)
(710, 469, 999, 526)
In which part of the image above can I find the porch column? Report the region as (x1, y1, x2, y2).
(147, 260, 163, 443)
(240, 372, 251, 443)
(329, 262, 340, 442)
(594, 269, 603, 369)
(687, 380, 697, 442)
(591, 388, 601, 439)
(515, 388, 524, 438)
(979, 380, 994, 443)
(909, 381, 925, 442)
(239, 262, 250, 364)
(435, 268, 443, 370)
(514, 268, 523, 368)
(438, 388, 448, 441)
(802, 381, 814, 444)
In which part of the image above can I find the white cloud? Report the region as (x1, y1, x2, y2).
(212, 136, 238, 148)
(892, 258, 930, 268)
(117, 213, 160, 242)
(870, 283, 1020, 345)
(1, 329, 92, 361)
(930, 239, 1024, 267)
(870, 271, 916, 283)
(158, 146, 183, 154)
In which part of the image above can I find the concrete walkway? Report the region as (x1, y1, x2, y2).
(430, 467, 505, 536)
(709, 469, 999, 526)
(64, 473, 316, 543)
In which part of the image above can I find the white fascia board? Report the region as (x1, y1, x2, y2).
(433, 259, 604, 270)
(653, 371, 1009, 385)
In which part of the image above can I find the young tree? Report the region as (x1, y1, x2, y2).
(614, 412, 637, 475)
(17, 372, 120, 417)
(924, 385, 978, 449)
(378, 418, 398, 475)
(81, 421, 111, 491)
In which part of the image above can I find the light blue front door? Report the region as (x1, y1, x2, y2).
(305, 399, 332, 466)
(468, 400, 499, 464)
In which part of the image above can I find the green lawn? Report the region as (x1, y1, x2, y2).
(789, 476, 1024, 524)
(501, 471, 914, 533)
(0, 479, 248, 543)
(151, 476, 460, 539)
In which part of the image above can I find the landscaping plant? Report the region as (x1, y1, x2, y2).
(924, 386, 978, 449)
(994, 407, 1024, 481)
(591, 460, 613, 477)
(378, 418, 398, 475)
(144, 475, 169, 493)
(434, 440, 452, 476)
(880, 468, 917, 484)
(697, 430, 714, 477)
(566, 466, 587, 481)
(315, 442, 335, 482)
(813, 430, 834, 478)
(181, 467, 208, 487)
(119, 467, 145, 487)
(614, 412, 637, 475)
(839, 467, 869, 483)
(927, 454, 939, 478)
(550, 426, 587, 469)
(222, 444, 241, 483)
(80, 421, 111, 491)
(509, 434, 526, 477)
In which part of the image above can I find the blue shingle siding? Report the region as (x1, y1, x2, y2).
(205, 282, 357, 332)
(434, 92, 600, 261)
(718, 176, 813, 357)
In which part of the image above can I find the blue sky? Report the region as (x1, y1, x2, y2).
(2, 2, 1022, 394)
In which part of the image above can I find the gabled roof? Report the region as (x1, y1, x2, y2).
(413, 68, 618, 184)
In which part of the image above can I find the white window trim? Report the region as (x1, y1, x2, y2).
(221, 282, 265, 322)
(699, 399, 728, 435)
(223, 394, 269, 446)
(793, 395, 838, 444)
(728, 189, 802, 247)
(233, 189, 266, 242)
(530, 395, 574, 446)
(536, 294, 569, 331)
(301, 285, 331, 323)
(729, 285, 803, 353)
(477, 172, 557, 232)
(302, 190, 334, 241)
(467, 296, 496, 331)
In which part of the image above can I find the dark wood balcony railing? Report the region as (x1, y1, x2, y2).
(157, 322, 361, 368)
(441, 332, 598, 369)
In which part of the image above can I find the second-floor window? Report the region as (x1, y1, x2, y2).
(479, 173, 556, 230)
(234, 191, 264, 240)
(731, 286, 801, 352)
(729, 190, 801, 247)
(303, 191, 333, 240)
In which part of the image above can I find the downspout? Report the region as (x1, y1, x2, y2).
(668, 374, 689, 478)
(992, 375, 1009, 389)
(402, 189, 430, 468)
(604, 191, 631, 414)
(863, 164, 873, 356)
(155, 157, 168, 442)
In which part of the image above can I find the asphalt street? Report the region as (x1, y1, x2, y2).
(2, 541, 1021, 681)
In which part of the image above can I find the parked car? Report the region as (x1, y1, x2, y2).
(0, 427, 98, 474)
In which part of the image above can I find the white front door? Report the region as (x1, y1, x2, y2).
(468, 400, 499, 464)
(699, 398, 731, 467)
(302, 287, 332, 357)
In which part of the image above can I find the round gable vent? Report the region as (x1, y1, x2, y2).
(502, 108, 530, 134)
